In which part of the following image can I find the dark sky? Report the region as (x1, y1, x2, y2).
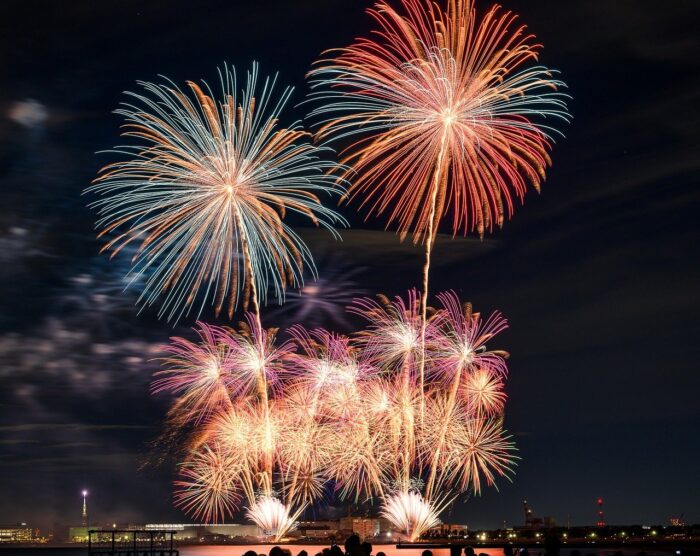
(0, 0, 698, 533)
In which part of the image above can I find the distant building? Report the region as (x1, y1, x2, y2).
(0, 523, 33, 543)
(428, 523, 468, 536)
(206, 524, 260, 538)
(69, 526, 89, 543)
(297, 520, 339, 539)
(144, 523, 259, 540)
(339, 517, 379, 539)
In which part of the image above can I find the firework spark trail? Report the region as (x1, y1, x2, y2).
(88, 63, 346, 323)
(380, 490, 452, 542)
(308, 0, 569, 425)
(349, 290, 428, 491)
(152, 322, 236, 423)
(174, 443, 241, 524)
(349, 290, 517, 531)
(158, 291, 517, 535)
(288, 327, 388, 501)
(246, 495, 306, 541)
(309, 0, 569, 241)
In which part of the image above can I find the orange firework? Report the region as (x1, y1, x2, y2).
(310, 0, 569, 242)
(308, 0, 570, 376)
(160, 292, 517, 536)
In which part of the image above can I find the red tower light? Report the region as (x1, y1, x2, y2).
(596, 498, 605, 527)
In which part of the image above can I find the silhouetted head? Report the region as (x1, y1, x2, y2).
(270, 546, 284, 556)
(298, 551, 308, 556)
(244, 551, 257, 556)
(361, 541, 372, 556)
(464, 547, 475, 556)
(345, 533, 362, 556)
(377, 552, 386, 556)
(422, 550, 434, 556)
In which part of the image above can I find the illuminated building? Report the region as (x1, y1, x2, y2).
(69, 526, 89, 543)
(144, 523, 259, 540)
(297, 520, 340, 539)
(339, 517, 380, 539)
(0, 523, 33, 543)
(428, 523, 469, 536)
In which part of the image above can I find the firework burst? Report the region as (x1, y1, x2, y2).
(174, 443, 240, 523)
(246, 495, 305, 541)
(308, 0, 570, 393)
(88, 63, 346, 322)
(158, 295, 516, 537)
(309, 0, 569, 241)
(380, 490, 449, 541)
(152, 322, 235, 422)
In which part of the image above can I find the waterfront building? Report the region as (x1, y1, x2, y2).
(144, 523, 259, 540)
(296, 520, 340, 539)
(0, 523, 33, 542)
(69, 526, 89, 542)
(339, 517, 380, 539)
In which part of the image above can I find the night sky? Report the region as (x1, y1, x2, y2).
(1, 0, 698, 533)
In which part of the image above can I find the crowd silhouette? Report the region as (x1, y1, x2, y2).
(242, 536, 567, 556)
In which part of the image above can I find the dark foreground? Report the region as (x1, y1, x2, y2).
(0, 544, 698, 556)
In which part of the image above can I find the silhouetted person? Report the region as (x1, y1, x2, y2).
(298, 551, 308, 556)
(422, 551, 433, 556)
(504, 545, 515, 556)
(361, 541, 373, 556)
(244, 551, 258, 556)
(270, 546, 284, 556)
(377, 552, 386, 556)
(451, 545, 462, 556)
(464, 546, 476, 556)
(330, 546, 344, 556)
(345, 534, 362, 556)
